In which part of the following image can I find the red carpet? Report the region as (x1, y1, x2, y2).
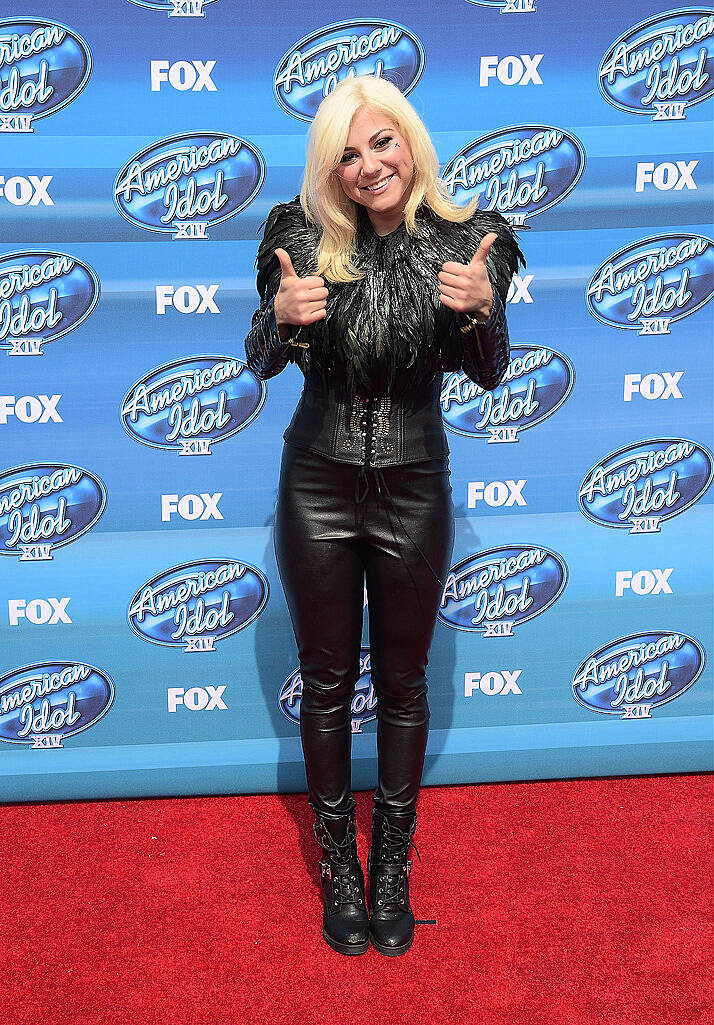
(4, 774, 712, 1025)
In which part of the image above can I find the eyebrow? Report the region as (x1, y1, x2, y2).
(342, 128, 392, 152)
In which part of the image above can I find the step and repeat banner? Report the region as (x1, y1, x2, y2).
(1, 1, 712, 802)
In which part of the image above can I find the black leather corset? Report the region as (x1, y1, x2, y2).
(282, 371, 447, 467)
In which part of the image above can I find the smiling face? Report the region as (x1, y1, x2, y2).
(334, 106, 415, 235)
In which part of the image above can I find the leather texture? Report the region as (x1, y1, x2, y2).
(273, 442, 455, 819)
(312, 808, 370, 955)
(245, 286, 510, 467)
(368, 808, 420, 956)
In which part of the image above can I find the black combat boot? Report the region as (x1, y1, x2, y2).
(367, 807, 422, 956)
(312, 808, 369, 955)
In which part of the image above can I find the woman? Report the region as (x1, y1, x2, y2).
(244, 75, 524, 957)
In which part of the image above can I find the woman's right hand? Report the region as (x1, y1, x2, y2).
(273, 248, 328, 332)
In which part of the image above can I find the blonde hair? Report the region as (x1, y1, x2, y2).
(299, 76, 479, 283)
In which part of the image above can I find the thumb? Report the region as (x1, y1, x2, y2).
(470, 231, 498, 266)
(275, 247, 298, 279)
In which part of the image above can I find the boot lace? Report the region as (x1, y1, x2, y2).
(313, 816, 364, 910)
(374, 817, 422, 910)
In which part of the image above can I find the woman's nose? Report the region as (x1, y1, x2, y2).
(360, 151, 382, 176)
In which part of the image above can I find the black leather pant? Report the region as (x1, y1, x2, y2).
(274, 441, 455, 821)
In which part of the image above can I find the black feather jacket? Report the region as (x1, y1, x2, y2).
(246, 195, 525, 402)
(242, 193, 524, 467)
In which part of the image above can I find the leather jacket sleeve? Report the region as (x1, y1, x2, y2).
(244, 292, 292, 381)
(244, 273, 312, 382)
(455, 286, 510, 392)
(244, 197, 315, 381)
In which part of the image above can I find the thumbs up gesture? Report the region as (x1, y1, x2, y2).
(438, 231, 497, 322)
(273, 247, 328, 330)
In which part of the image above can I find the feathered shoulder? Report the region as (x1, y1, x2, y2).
(414, 204, 525, 304)
(254, 196, 318, 302)
(255, 194, 526, 297)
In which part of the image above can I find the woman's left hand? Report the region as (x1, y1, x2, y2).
(438, 231, 497, 322)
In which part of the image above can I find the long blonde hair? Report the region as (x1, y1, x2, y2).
(299, 76, 479, 283)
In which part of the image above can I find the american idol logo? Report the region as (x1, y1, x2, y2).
(114, 133, 264, 239)
(0, 661, 114, 748)
(274, 20, 424, 121)
(128, 558, 269, 653)
(599, 9, 714, 121)
(0, 19, 91, 133)
(579, 439, 714, 534)
(0, 251, 100, 356)
(121, 355, 264, 457)
(573, 632, 705, 719)
(439, 545, 568, 636)
(442, 126, 585, 225)
(587, 234, 713, 335)
(465, 0, 536, 10)
(441, 345, 574, 443)
(279, 648, 377, 733)
(0, 462, 106, 562)
(126, 0, 219, 17)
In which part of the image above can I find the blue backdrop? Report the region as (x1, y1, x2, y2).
(1, 0, 712, 802)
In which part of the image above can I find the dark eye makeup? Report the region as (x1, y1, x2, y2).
(339, 136, 392, 164)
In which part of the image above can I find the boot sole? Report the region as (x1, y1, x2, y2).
(322, 925, 369, 955)
(369, 932, 414, 956)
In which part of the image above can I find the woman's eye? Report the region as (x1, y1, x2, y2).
(339, 137, 393, 164)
